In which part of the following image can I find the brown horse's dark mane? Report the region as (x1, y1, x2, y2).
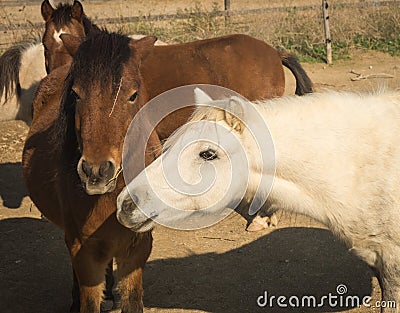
(52, 30, 132, 159)
(51, 2, 101, 35)
(70, 30, 131, 91)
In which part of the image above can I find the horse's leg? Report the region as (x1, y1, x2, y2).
(74, 253, 112, 313)
(102, 260, 115, 310)
(377, 270, 400, 313)
(66, 236, 112, 313)
(71, 259, 114, 312)
(70, 269, 80, 312)
(368, 249, 400, 313)
(246, 205, 279, 232)
(116, 232, 152, 313)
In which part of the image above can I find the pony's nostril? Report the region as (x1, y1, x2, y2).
(130, 193, 139, 205)
(99, 161, 115, 178)
(81, 159, 92, 177)
(122, 197, 136, 214)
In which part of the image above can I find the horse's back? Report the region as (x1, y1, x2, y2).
(143, 34, 285, 139)
(145, 34, 284, 99)
(267, 91, 400, 217)
(22, 65, 69, 228)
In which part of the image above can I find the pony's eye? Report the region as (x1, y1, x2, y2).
(199, 149, 218, 161)
(128, 91, 138, 102)
(71, 89, 80, 100)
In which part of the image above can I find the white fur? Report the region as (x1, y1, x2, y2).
(53, 28, 65, 44)
(128, 34, 167, 46)
(118, 89, 400, 312)
(0, 43, 46, 124)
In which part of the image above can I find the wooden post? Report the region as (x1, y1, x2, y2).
(224, 0, 231, 24)
(322, 0, 332, 64)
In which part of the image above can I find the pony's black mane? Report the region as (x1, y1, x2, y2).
(51, 2, 100, 34)
(0, 40, 39, 105)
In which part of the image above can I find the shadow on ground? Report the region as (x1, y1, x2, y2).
(144, 227, 374, 313)
(0, 162, 28, 208)
(0, 217, 70, 313)
(0, 217, 373, 313)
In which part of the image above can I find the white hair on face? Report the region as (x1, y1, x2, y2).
(49, 0, 73, 8)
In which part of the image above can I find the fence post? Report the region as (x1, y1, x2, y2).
(322, 0, 332, 64)
(224, 0, 231, 23)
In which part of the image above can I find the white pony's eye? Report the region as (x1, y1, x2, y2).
(199, 149, 218, 161)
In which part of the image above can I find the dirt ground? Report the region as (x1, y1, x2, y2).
(0, 51, 399, 313)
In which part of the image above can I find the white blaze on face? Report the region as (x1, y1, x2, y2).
(53, 28, 65, 44)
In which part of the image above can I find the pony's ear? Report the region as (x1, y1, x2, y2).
(60, 34, 84, 56)
(41, 0, 54, 22)
(129, 36, 157, 63)
(194, 88, 213, 104)
(71, 0, 84, 21)
(224, 96, 245, 133)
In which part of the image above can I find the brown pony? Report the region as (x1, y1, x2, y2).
(41, 0, 100, 73)
(22, 35, 155, 312)
(23, 27, 312, 313)
(40, 1, 117, 306)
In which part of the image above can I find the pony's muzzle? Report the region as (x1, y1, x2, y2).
(116, 187, 155, 232)
(77, 158, 119, 195)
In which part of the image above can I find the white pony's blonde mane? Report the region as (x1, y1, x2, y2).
(190, 88, 400, 124)
(163, 88, 400, 164)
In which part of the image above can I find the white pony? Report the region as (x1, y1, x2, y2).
(118, 88, 400, 312)
(0, 42, 46, 125)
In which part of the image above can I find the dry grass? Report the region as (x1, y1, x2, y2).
(108, 1, 400, 62)
(1, 0, 399, 62)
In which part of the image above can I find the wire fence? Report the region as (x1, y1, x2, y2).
(1, 0, 397, 32)
(1, 0, 399, 61)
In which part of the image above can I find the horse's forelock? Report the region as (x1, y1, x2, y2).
(50, 3, 73, 28)
(190, 105, 226, 124)
(50, 2, 98, 34)
(162, 106, 224, 152)
(70, 31, 131, 94)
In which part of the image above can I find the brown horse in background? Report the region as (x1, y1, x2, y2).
(41, 0, 100, 73)
(23, 28, 311, 312)
(40, 0, 165, 75)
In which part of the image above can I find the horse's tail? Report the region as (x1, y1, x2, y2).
(0, 42, 27, 105)
(278, 50, 313, 95)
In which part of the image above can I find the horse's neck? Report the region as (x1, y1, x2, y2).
(255, 92, 400, 226)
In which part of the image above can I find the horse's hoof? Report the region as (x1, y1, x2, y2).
(246, 220, 266, 232)
(269, 214, 278, 227)
(246, 214, 278, 232)
(100, 299, 114, 312)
